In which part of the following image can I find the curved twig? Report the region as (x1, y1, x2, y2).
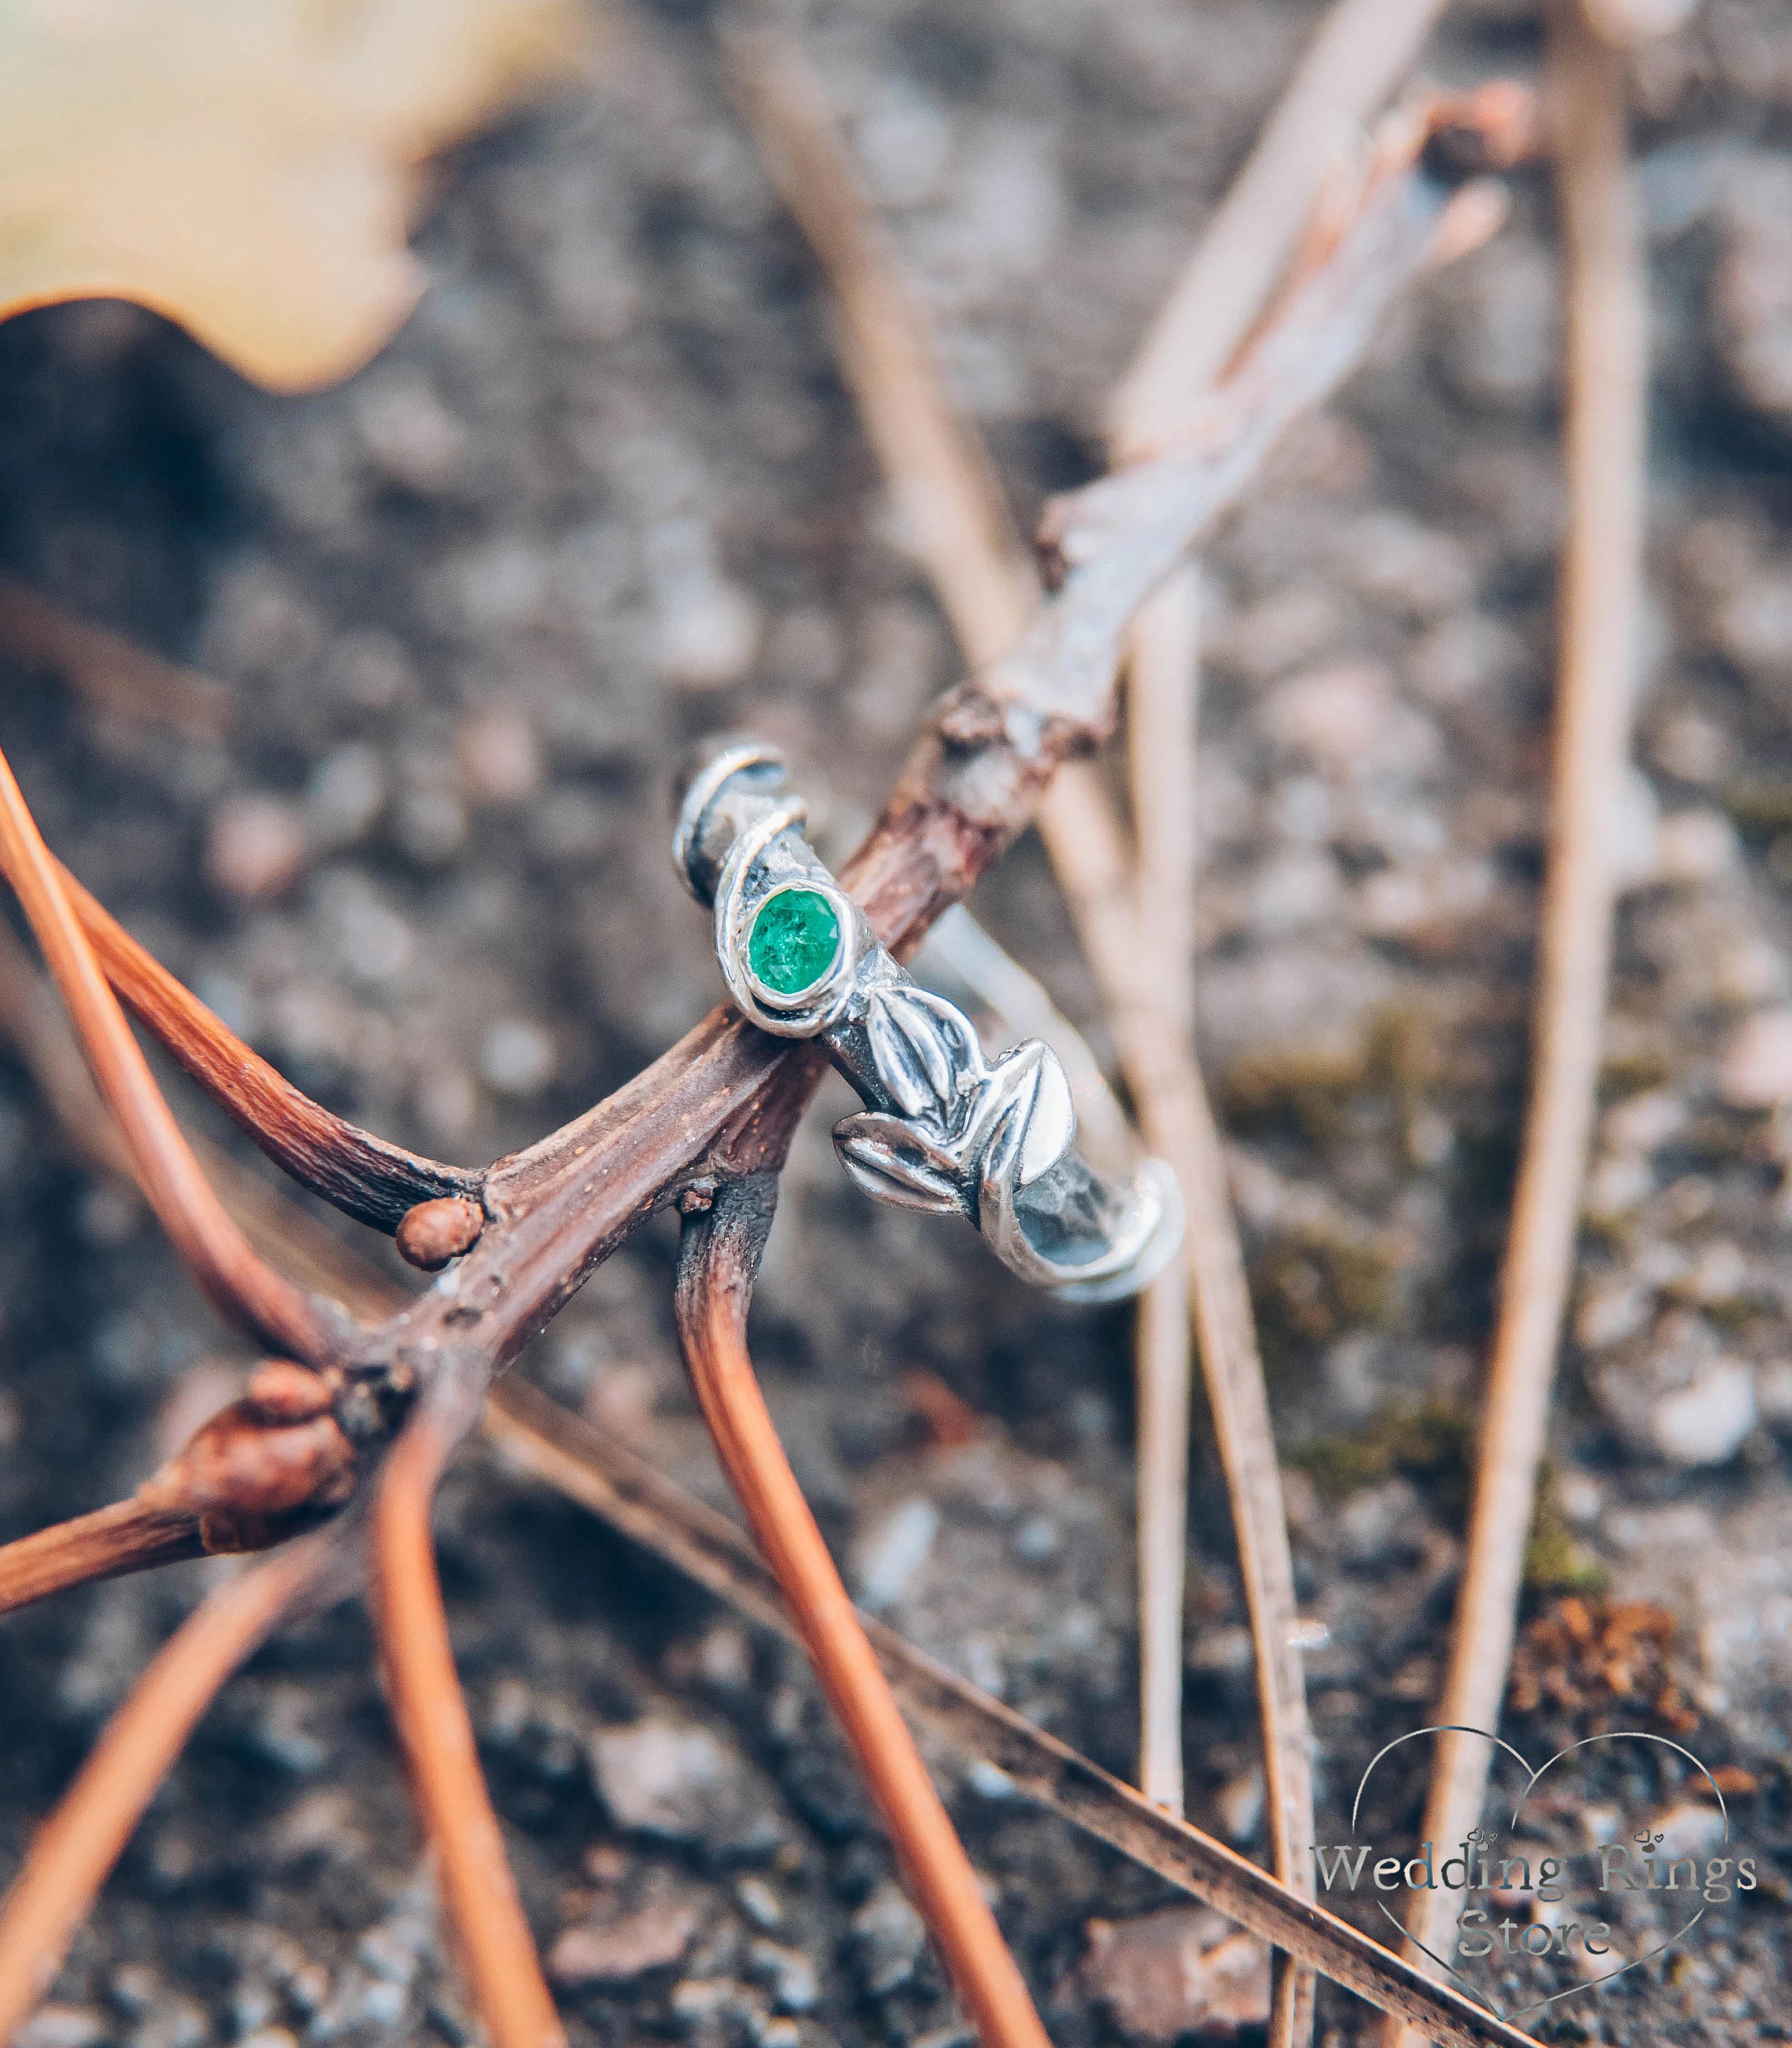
(369, 1397, 567, 2048)
(1389, 9, 1648, 2026)
(675, 1176, 1051, 2048)
(57, 862, 480, 1232)
(1109, 0, 1451, 450)
(0, 1536, 331, 2047)
(0, 745, 329, 1358)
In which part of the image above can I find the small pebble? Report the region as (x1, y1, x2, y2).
(1649, 1360, 1757, 1466)
(748, 1940, 819, 2015)
(1718, 1010, 1792, 1107)
(850, 1880, 926, 1996)
(1080, 1907, 1270, 2042)
(15, 2010, 111, 2048)
(206, 794, 308, 900)
(455, 706, 541, 807)
(851, 1497, 939, 1613)
(547, 1903, 698, 1987)
(479, 1018, 557, 1098)
(589, 1716, 782, 1857)
(734, 1877, 784, 1931)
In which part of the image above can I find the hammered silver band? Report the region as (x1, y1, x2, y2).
(674, 741, 1182, 1303)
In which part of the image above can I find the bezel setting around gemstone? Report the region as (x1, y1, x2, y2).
(743, 882, 847, 1006)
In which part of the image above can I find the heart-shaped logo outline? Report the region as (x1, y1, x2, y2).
(1346, 1723, 1730, 2021)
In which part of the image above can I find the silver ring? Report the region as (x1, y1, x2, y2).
(674, 742, 1184, 1303)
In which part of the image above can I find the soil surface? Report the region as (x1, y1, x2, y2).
(0, 2, 1789, 2046)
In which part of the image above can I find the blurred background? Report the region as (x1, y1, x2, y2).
(0, 0, 1788, 2043)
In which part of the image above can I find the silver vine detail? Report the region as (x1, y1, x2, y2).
(833, 984, 1076, 1221)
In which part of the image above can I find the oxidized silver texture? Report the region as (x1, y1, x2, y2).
(674, 741, 1183, 1303)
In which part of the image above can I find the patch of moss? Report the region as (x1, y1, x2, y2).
(1289, 1396, 1476, 1509)
(1223, 1043, 1365, 1146)
(1599, 1044, 1674, 1098)
(1253, 1225, 1401, 1357)
(1723, 776, 1792, 837)
(1289, 1432, 1393, 1501)
(1522, 1468, 1606, 1594)
(1221, 1002, 1449, 1153)
(1363, 1003, 1444, 1118)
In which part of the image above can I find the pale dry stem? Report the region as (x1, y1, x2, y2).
(0, 1539, 329, 2047)
(1388, 6, 1648, 2028)
(370, 1406, 569, 2048)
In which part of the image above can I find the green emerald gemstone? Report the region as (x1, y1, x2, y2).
(748, 887, 841, 997)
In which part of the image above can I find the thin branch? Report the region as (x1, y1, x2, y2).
(1122, 557, 1200, 1823)
(0, 577, 233, 741)
(0, 911, 406, 1325)
(0, 745, 330, 1358)
(0, 1499, 205, 1617)
(1108, 0, 1451, 452)
(483, 1378, 1548, 2048)
(1101, 0, 1466, 1845)
(0, 1537, 330, 2047)
(0, 1369, 356, 1621)
(675, 1178, 1051, 2048)
(1103, 0, 1475, 2004)
(55, 861, 479, 1231)
(1389, 7, 1648, 2023)
(369, 1397, 567, 2048)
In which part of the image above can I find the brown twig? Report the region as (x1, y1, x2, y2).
(0, 744, 329, 1358)
(0, 1498, 206, 1616)
(0, 1536, 330, 2047)
(369, 1397, 567, 2048)
(482, 1378, 1548, 2048)
(676, 1177, 1051, 2048)
(1389, 7, 1648, 2024)
(0, 577, 233, 741)
(1109, 0, 1452, 447)
(0, 1367, 356, 1620)
(56, 863, 479, 1231)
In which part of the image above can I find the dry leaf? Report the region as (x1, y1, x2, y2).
(0, 0, 589, 391)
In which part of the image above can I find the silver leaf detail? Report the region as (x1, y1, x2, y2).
(833, 1113, 967, 1217)
(968, 1042, 1077, 1187)
(864, 984, 986, 1133)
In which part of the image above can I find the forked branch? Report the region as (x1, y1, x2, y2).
(0, 76, 1535, 2048)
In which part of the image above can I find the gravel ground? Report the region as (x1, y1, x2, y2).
(0, 1, 1789, 2045)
